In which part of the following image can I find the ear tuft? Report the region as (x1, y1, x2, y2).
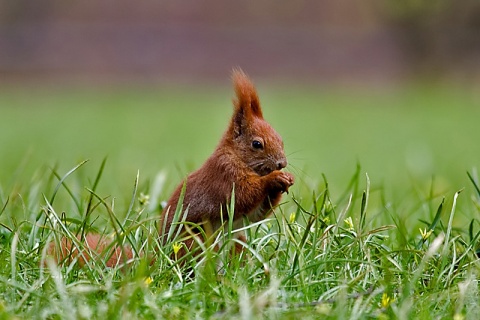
(232, 68, 263, 119)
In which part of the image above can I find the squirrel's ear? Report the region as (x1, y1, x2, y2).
(231, 68, 263, 137)
(232, 68, 263, 120)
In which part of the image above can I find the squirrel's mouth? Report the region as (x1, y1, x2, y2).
(254, 165, 276, 176)
(256, 168, 273, 176)
(251, 158, 287, 176)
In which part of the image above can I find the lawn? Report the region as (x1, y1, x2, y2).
(0, 81, 479, 319)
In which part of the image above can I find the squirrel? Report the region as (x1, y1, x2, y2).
(46, 69, 294, 267)
(160, 69, 294, 252)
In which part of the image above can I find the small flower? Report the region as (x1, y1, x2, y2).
(419, 228, 433, 240)
(380, 292, 394, 308)
(172, 242, 182, 255)
(144, 277, 153, 286)
(109, 231, 122, 238)
(344, 217, 354, 231)
(322, 217, 330, 225)
(324, 200, 334, 213)
(138, 193, 150, 206)
(289, 212, 296, 224)
(315, 303, 332, 316)
(453, 314, 464, 320)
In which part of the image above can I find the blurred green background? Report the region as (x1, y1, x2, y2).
(1, 83, 478, 202)
(0, 1, 479, 204)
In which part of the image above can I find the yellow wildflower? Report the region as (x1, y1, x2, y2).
(380, 292, 394, 308)
(344, 217, 354, 231)
(172, 242, 182, 255)
(324, 200, 333, 213)
(419, 228, 433, 240)
(453, 314, 465, 320)
(138, 193, 150, 206)
(144, 277, 153, 286)
(289, 212, 296, 224)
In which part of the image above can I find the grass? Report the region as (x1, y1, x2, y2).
(0, 82, 479, 319)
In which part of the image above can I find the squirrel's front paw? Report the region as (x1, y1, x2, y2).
(269, 171, 295, 193)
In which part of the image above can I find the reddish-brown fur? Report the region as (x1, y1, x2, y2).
(47, 69, 294, 267)
(161, 69, 294, 240)
(47, 234, 134, 268)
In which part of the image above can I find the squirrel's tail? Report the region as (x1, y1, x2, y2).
(46, 233, 134, 268)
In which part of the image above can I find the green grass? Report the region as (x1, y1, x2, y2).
(0, 82, 479, 319)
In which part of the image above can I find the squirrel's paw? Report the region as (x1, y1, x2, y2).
(268, 171, 295, 193)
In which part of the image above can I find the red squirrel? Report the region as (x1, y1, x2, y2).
(161, 69, 294, 249)
(47, 69, 293, 267)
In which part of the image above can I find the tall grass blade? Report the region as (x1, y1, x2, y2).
(0, 196, 8, 217)
(11, 232, 19, 283)
(337, 163, 361, 214)
(467, 170, 480, 198)
(443, 189, 463, 253)
(36, 160, 89, 222)
(124, 170, 139, 224)
(165, 181, 188, 244)
(359, 173, 370, 232)
(228, 183, 235, 238)
(148, 171, 167, 212)
(49, 160, 89, 206)
(416, 198, 444, 249)
(80, 157, 107, 239)
(84, 157, 107, 219)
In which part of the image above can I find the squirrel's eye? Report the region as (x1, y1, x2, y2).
(252, 140, 263, 149)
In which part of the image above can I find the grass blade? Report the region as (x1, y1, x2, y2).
(85, 157, 107, 218)
(359, 173, 370, 232)
(416, 198, 444, 249)
(467, 170, 480, 198)
(0, 196, 8, 217)
(124, 170, 139, 224)
(49, 160, 89, 206)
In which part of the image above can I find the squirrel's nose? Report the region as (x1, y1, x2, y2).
(276, 159, 287, 170)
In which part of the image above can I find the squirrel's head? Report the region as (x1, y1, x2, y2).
(228, 68, 287, 176)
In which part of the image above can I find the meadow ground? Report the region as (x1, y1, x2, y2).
(0, 81, 479, 319)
